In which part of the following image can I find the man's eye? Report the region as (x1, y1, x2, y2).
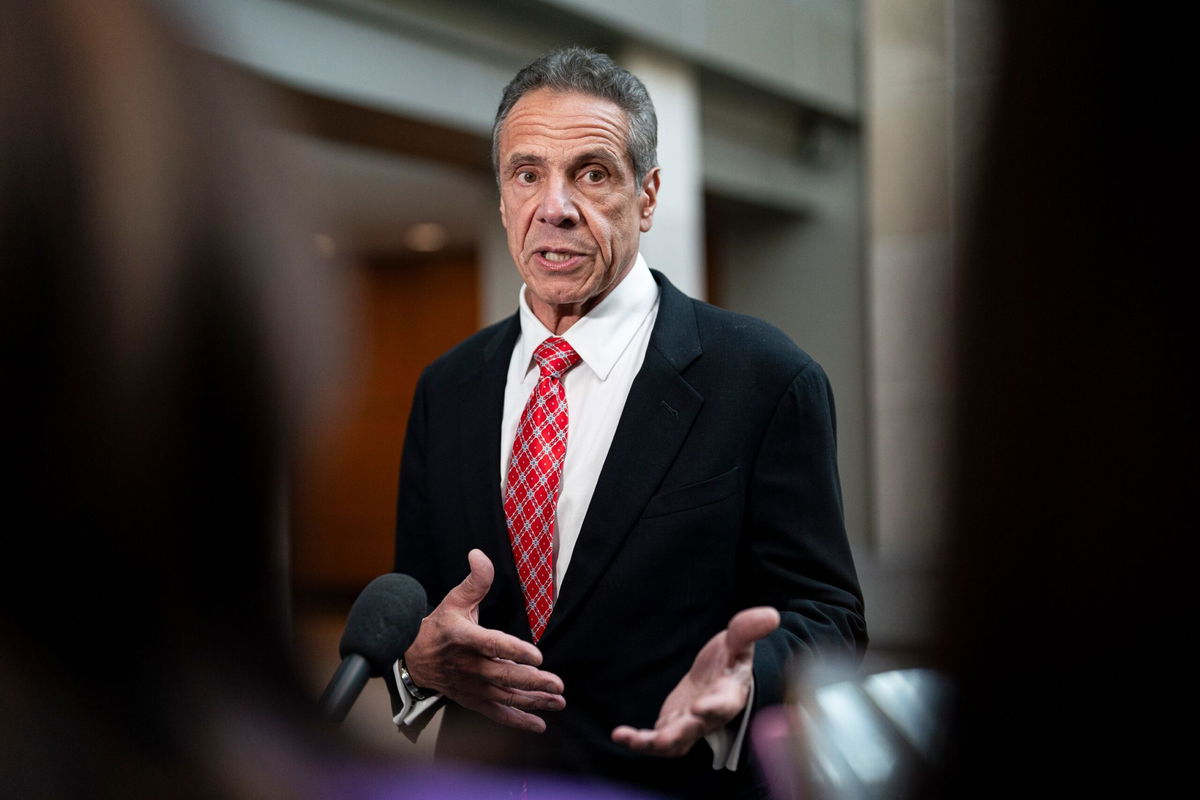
(516, 170, 537, 184)
(583, 169, 605, 183)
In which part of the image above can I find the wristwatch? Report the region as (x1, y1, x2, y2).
(398, 657, 430, 701)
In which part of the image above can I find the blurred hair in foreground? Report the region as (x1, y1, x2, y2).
(0, 0, 343, 795)
(0, 3, 662, 797)
(754, 2, 1192, 797)
(932, 3, 1190, 795)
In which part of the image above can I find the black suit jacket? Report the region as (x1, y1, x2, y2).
(393, 271, 866, 799)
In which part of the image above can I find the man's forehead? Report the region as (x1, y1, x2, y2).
(500, 89, 630, 155)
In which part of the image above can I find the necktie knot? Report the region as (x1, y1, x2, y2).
(534, 337, 581, 380)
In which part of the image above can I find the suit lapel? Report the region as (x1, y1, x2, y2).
(542, 273, 704, 644)
(458, 317, 524, 601)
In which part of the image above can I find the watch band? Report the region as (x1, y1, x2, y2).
(398, 657, 430, 701)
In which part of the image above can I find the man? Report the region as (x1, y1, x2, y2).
(389, 47, 866, 799)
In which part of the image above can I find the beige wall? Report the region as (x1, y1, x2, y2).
(862, 0, 1000, 659)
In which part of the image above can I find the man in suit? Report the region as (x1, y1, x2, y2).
(390, 47, 866, 798)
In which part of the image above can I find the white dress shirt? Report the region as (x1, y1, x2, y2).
(499, 254, 659, 591)
(395, 255, 749, 770)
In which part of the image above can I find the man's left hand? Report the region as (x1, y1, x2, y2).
(611, 606, 781, 757)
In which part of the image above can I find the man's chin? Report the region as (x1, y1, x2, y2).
(525, 273, 589, 304)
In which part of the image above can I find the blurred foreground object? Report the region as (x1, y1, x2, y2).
(753, 669, 951, 799)
(320, 574, 426, 722)
(933, 2, 1191, 796)
(0, 0, 343, 795)
(758, 2, 1191, 797)
(0, 3, 661, 797)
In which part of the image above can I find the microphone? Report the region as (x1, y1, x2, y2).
(319, 573, 426, 723)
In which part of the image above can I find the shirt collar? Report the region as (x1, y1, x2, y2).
(515, 253, 659, 381)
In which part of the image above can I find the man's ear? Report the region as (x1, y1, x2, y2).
(499, 196, 508, 230)
(638, 167, 661, 233)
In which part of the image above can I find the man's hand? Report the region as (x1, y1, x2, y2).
(611, 607, 780, 757)
(403, 549, 565, 732)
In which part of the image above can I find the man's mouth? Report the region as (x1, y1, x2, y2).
(534, 248, 585, 268)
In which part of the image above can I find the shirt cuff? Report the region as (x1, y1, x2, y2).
(392, 659, 442, 727)
(704, 673, 755, 770)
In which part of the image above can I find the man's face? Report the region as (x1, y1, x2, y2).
(497, 89, 659, 331)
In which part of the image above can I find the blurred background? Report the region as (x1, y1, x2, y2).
(150, 0, 997, 756)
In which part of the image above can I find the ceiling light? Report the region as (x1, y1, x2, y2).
(404, 222, 448, 253)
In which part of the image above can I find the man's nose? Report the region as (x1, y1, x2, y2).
(536, 177, 579, 227)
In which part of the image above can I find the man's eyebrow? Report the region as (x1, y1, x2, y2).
(572, 149, 622, 168)
(504, 153, 546, 171)
(504, 149, 624, 172)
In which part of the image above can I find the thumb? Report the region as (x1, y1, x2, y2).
(445, 548, 495, 610)
(725, 606, 781, 654)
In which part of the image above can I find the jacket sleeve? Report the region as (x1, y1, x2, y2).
(392, 367, 448, 603)
(385, 368, 444, 739)
(740, 360, 868, 710)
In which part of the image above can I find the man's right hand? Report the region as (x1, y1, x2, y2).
(403, 549, 565, 733)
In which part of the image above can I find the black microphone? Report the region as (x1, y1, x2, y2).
(319, 573, 426, 723)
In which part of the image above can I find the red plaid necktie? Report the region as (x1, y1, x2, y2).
(504, 337, 582, 642)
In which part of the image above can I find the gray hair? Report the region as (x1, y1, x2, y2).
(491, 46, 658, 184)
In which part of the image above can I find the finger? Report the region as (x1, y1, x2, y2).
(478, 658, 564, 694)
(444, 549, 495, 609)
(725, 606, 780, 653)
(460, 696, 549, 733)
(481, 685, 566, 713)
(611, 718, 703, 758)
(618, 715, 704, 754)
(612, 725, 657, 751)
(459, 625, 545, 668)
